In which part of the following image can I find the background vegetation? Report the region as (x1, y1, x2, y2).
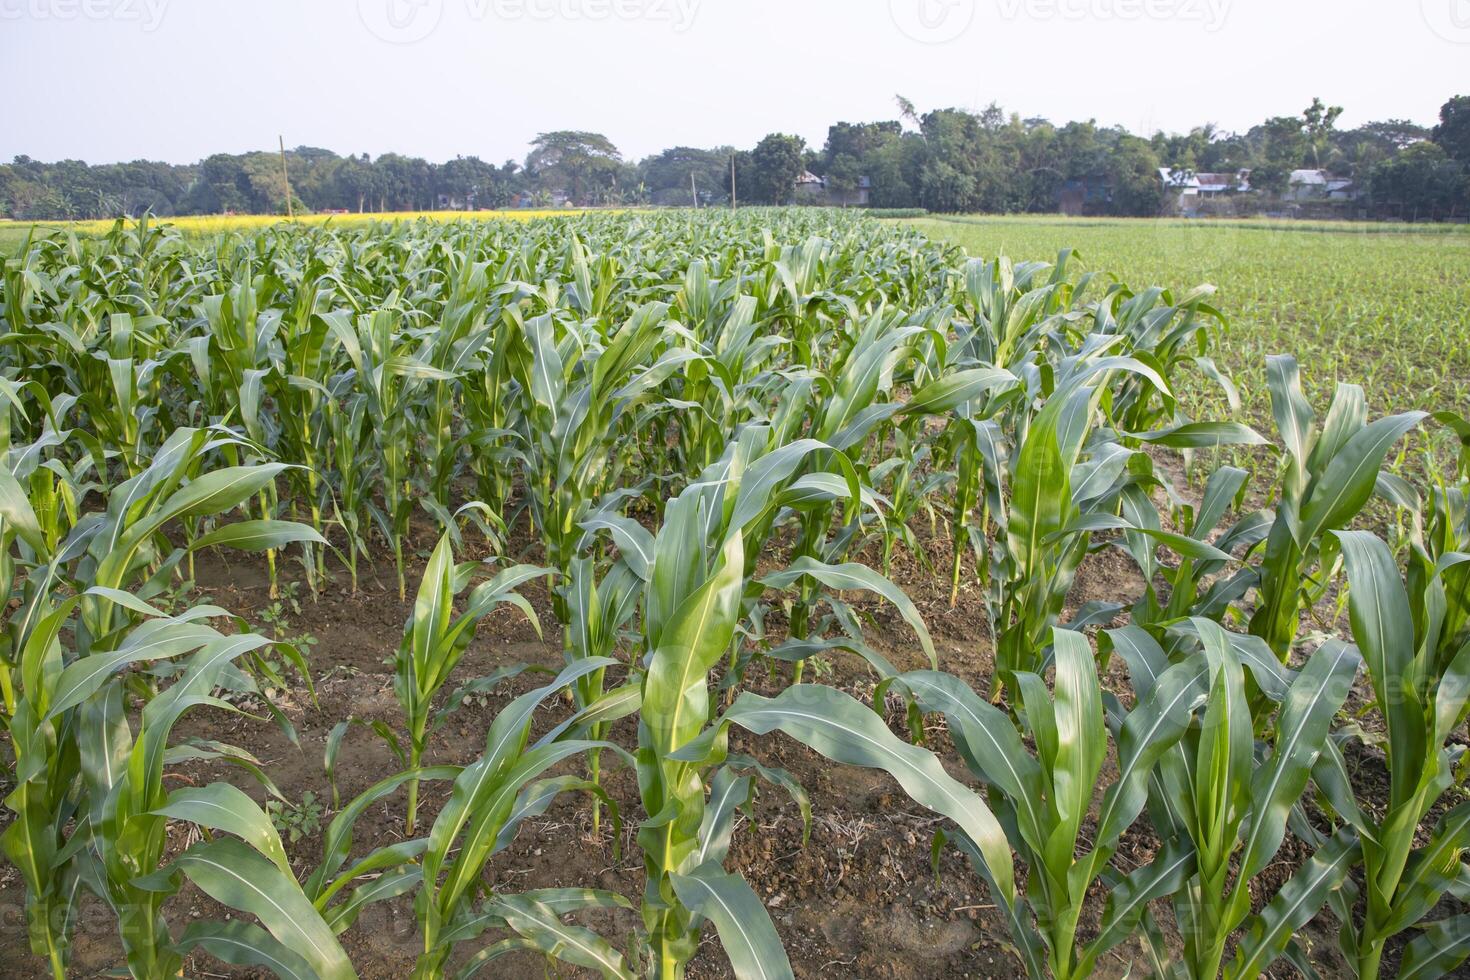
(4, 95, 1469, 221)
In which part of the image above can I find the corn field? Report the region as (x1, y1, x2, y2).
(1, 210, 1467, 979)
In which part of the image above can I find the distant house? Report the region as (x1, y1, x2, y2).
(1158, 168, 1251, 214)
(509, 190, 570, 209)
(1158, 168, 1200, 212)
(1196, 171, 1251, 196)
(1285, 169, 1327, 201)
(793, 171, 871, 207)
(793, 171, 827, 203)
(1283, 169, 1357, 203)
(827, 175, 871, 207)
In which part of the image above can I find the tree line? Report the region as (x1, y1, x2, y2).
(4, 95, 1468, 221)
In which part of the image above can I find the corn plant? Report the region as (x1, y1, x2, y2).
(322, 308, 455, 598)
(586, 429, 1016, 978)
(1249, 356, 1426, 659)
(1122, 618, 1361, 979)
(393, 531, 546, 834)
(510, 301, 684, 619)
(565, 552, 640, 834)
(2, 431, 323, 977)
(892, 628, 1201, 979)
(989, 360, 1256, 695)
(1330, 531, 1470, 978)
(411, 658, 633, 979)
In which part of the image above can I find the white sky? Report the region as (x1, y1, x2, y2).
(2, 0, 1466, 164)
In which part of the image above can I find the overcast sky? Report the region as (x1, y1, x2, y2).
(3, 0, 1467, 165)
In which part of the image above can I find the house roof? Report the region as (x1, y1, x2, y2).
(796, 170, 824, 185)
(1159, 168, 1200, 189)
(1196, 172, 1252, 193)
(1290, 169, 1329, 185)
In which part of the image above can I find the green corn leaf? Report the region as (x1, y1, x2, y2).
(697, 768, 754, 866)
(1051, 629, 1106, 853)
(0, 467, 46, 553)
(1095, 655, 1211, 848)
(1240, 640, 1361, 881)
(759, 557, 935, 667)
(1079, 838, 1197, 973)
(153, 783, 291, 876)
(190, 519, 326, 552)
(1124, 421, 1269, 449)
(1267, 354, 1316, 473)
(644, 533, 745, 757)
(47, 625, 269, 721)
(306, 766, 460, 901)
(900, 366, 1017, 416)
(166, 463, 295, 521)
(579, 514, 656, 580)
(1335, 530, 1428, 807)
(1224, 829, 1360, 980)
(170, 838, 358, 980)
(893, 669, 1047, 855)
(175, 919, 316, 980)
(1008, 394, 1070, 582)
(322, 868, 423, 935)
(1298, 413, 1426, 543)
(719, 684, 1016, 904)
(487, 893, 635, 980)
(1397, 914, 1470, 980)
(670, 861, 795, 980)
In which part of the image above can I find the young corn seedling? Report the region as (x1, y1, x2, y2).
(321, 308, 455, 598)
(410, 658, 634, 979)
(393, 531, 546, 835)
(1249, 356, 1425, 660)
(1122, 618, 1361, 979)
(1329, 530, 1470, 979)
(588, 429, 1016, 978)
(891, 627, 1200, 979)
(565, 553, 640, 835)
(511, 301, 684, 621)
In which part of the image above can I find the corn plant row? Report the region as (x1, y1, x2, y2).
(1, 210, 1467, 979)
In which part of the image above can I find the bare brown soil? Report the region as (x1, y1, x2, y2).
(2, 512, 1466, 979)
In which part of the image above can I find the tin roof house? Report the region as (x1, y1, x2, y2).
(1158, 168, 1252, 214)
(1285, 169, 1358, 202)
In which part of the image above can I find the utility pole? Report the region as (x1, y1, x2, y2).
(730, 153, 737, 210)
(691, 171, 698, 209)
(278, 135, 295, 219)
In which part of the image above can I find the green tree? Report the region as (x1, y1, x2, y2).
(746, 133, 805, 205)
(1106, 134, 1165, 216)
(1302, 96, 1344, 167)
(1433, 94, 1470, 163)
(1250, 116, 1310, 196)
(525, 131, 623, 205)
(1368, 141, 1468, 220)
(638, 146, 730, 206)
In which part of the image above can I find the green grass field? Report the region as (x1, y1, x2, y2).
(912, 215, 1470, 432)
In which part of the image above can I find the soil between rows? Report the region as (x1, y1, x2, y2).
(1, 513, 1464, 979)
